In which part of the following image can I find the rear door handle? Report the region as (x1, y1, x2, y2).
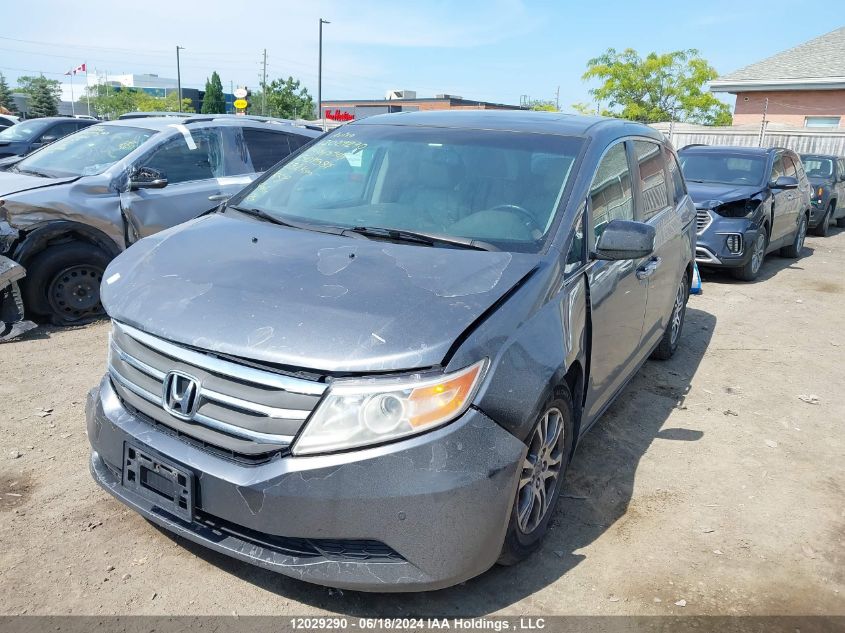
(636, 257, 662, 280)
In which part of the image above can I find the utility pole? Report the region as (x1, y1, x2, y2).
(555, 86, 560, 111)
(176, 45, 185, 112)
(318, 18, 330, 127)
(757, 97, 769, 147)
(261, 48, 268, 116)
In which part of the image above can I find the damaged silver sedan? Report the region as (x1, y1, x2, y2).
(0, 116, 319, 325)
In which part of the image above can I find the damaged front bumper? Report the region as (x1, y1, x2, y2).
(694, 211, 760, 269)
(87, 376, 526, 592)
(0, 254, 36, 342)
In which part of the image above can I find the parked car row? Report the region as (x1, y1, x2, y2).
(0, 116, 97, 160)
(2, 110, 842, 593)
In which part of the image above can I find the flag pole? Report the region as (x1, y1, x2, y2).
(85, 63, 91, 117)
(69, 70, 75, 116)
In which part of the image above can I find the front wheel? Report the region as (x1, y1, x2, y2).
(731, 231, 767, 281)
(812, 205, 831, 237)
(780, 214, 808, 259)
(21, 242, 110, 325)
(498, 389, 575, 566)
(651, 270, 689, 360)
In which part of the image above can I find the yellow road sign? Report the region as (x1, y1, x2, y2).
(233, 98, 248, 109)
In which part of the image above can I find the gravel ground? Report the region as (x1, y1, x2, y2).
(1, 230, 844, 616)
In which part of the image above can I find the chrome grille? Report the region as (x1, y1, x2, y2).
(108, 321, 326, 456)
(695, 208, 712, 234)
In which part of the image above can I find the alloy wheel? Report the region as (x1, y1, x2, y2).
(750, 233, 766, 275)
(797, 217, 807, 252)
(669, 277, 687, 345)
(517, 408, 565, 534)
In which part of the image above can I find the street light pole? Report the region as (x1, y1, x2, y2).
(176, 45, 185, 112)
(318, 18, 330, 128)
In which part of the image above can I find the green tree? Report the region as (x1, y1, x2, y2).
(529, 99, 558, 112)
(84, 86, 141, 119)
(201, 71, 225, 114)
(253, 76, 315, 119)
(581, 48, 732, 125)
(24, 75, 60, 117)
(0, 72, 18, 114)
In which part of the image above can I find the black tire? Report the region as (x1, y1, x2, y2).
(21, 242, 110, 325)
(780, 213, 808, 259)
(498, 387, 575, 566)
(812, 204, 832, 237)
(731, 230, 767, 282)
(835, 204, 845, 228)
(651, 269, 689, 359)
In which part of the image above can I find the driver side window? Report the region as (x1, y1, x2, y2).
(140, 128, 223, 185)
(770, 156, 785, 182)
(590, 142, 633, 240)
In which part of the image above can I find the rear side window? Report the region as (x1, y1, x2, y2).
(243, 129, 292, 172)
(590, 142, 633, 238)
(633, 140, 669, 220)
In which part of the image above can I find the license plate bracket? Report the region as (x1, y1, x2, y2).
(122, 443, 193, 523)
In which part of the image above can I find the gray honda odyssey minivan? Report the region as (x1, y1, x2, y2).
(87, 111, 696, 591)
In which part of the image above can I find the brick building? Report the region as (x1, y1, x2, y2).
(321, 91, 526, 122)
(710, 26, 845, 128)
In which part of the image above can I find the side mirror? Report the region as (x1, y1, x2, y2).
(593, 219, 656, 261)
(130, 167, 168, 190)
(772, 175, 799, 189)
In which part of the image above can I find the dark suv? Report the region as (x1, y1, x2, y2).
(679, 145, 812, 281)
(800, 153, 845, 235)
(0, 117, 96, 158)
(88, 111, 695, 592)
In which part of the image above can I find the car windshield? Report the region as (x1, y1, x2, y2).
(680, 152, 766, 186)
(801, 156, 833, 179)
(234, 125, 582, 253)
(14, 124, 157, 178)
(0, 120, 47, 142)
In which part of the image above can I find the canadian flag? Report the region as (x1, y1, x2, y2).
(65, 63, 86, 76)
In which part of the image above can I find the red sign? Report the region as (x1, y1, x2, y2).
(325, 109, 355, 122)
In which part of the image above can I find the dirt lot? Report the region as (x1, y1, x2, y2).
(1, 230, 844, 617)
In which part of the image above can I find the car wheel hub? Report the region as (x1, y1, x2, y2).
(517, 407, 564, 534)
(48, 265, 104, 319)
(751, 234, 765, 274)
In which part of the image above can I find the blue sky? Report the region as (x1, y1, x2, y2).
(0, 0, 840, 112)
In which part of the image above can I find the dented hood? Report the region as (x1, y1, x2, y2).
(0, 170, 78, 196)
(101, 212, 538, 373)
(686, 182, 762, 207)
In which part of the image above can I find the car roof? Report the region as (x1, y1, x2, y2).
(350, 109, 662, 140)
(15, 116, 81, 125)
(98, 116, 321, 137)
(679, 144, 787, 156)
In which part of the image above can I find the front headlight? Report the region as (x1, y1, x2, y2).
(292, 359, 488, 455)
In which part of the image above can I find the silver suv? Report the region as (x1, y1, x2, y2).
(0, 116, 319, 323)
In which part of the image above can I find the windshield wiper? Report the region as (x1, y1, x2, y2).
(344, 226, 498, 251)
(228, 205, 348, 236)
(13, 167, 50, 178)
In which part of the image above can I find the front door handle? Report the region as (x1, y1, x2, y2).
(636, 257, 662, 280)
